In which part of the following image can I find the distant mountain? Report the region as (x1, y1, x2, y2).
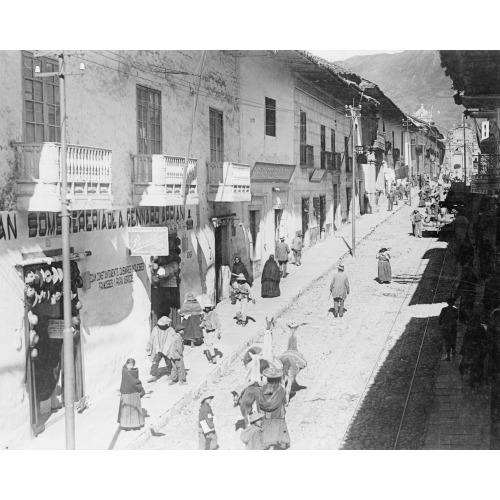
(336, 50, 463, 132)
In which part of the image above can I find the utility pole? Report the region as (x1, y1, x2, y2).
(35, 51, 84, 450)
(463, 113, 467, 185)
(345, 104, 361, 257)
(402, 117, 412, 206)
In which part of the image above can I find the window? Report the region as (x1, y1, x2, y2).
(137, 85, 162, 154)
(300, 111, 307, 165)
(382, 121, 386, 133)
(265, 97, 276, 137)
(209, 108, 224, 162)
(23, 52, 60, 142)
(344, 136, 351, 172)
(320, 125, 326, 169)
(331, 129, 336, 153)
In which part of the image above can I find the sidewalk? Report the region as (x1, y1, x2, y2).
(23, 199, 409, 449)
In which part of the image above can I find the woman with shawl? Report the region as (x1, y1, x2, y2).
(257, 367, 291, 450)
(376, 247, 392, 284)
(179, 292, 204, 346)
(118, 358, 146, 430)
(230, 256, 252, 286)
(261, 255, 281, 298)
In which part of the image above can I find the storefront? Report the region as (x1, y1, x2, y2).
(0, 205, 200, 447)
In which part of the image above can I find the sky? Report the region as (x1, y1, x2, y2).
(310, 50, 404, 62)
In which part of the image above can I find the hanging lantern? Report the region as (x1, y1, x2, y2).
(30, 330, 39, 347)
(30, 348, 38, 359)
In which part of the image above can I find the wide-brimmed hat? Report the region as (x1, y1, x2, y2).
(201, 395, 214, 404)
(184, 292, 198, 302)
(263, 366, 283, 379)
(249, 413, 264, 424)
(157, 316, 172, 326)
(280, 236, 285, 241)
(338, 264, 344, 271)
(236, 273, 246, 281)
(174, 324, 185, 332)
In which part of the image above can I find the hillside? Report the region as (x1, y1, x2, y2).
(336, 50, 463, 132)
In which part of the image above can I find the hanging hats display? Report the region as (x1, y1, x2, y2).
(30, 348, 38, 359)
(44, 269, 52, 283)
(51, 267, 59, 284)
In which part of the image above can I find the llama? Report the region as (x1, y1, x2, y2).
(279, 322, 307, 406)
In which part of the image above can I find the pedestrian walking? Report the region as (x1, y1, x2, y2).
(329, 264, 349, 318)
(168, 324, 187, 385)
(117, 358, 146, 430)
(257, 367, 291, 450)
(240, 412, 265, 450)
(198, 395, 219, 450)
(261, 254, 281, 298)
(413, 210, 423, 238)
(146, 316, 173, 382)
(438, 298, 458, 361)
(229, 256, 252, 304)
(292, 232, 303, 266)
(200, 297, 222, 364)
(376, 248, 392, 284)
(275, 236, 290, 278)
(459, 314, 487, 390)
(231, 273, 255, 326)
(178, 292, 204, 346)
(387, 188, 395, 211)
(454, 211, 470, 244)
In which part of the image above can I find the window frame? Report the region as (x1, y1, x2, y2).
(320, 125, 326, 169)
(299, 111, 307, 165)
(22, 51, 61, 143)
(265, 97, 276, 137)
(209, 107, 224, 163)
(136, 85, 162, 155)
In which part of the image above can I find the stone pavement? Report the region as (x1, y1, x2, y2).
(22, 199, 410, 450)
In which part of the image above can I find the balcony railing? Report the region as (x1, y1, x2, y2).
(132, 154, 198, 206)
(14, 142, 113, 211)
(207, 161, 251, 202)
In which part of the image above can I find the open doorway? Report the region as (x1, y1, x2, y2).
(214, 224, 230, 304)
(301, 198, 309, 242)
(274, 209, 283, 243)
(319, 195, 326, 236)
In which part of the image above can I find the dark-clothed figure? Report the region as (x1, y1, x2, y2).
(118, 358, 146, 430)
(376, 248, 392, 284)
(179, 292, 204, 345)
(168, 324, 187, 385)
(483, 273, 500, 319)
(275, 237, 290, 278)
(330, 264, 349, 318)
(240, 412, 265, 450)
(457, 239, 474, 268)
(230, 256, 252, 287)
(261, 255, 281, 298)
(460, 314, 487, 389)
(257, 368, 291, 450)
(292, 233, 303, 266)
(487, 307, 500, 377)
(479, 239, 494, 279)
(413, 210, 423, 238)
(198, 395, 218, 450)
(146, 316, 173, 382)
(456, 265, 478, 324)
(438, 298, 458, 360)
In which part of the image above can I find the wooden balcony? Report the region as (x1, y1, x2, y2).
(14, 142, 112, 211)
(207, 161, 251, 202)
(132, 154, 198, 206)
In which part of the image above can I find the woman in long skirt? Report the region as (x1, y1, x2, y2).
(118, 358, 146, 430)
(377, 248, 392, 284)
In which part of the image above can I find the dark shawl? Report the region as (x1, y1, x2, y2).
(119, 366, 145, 396)
(261, 257, 281, 298)
(230, 261, 252, 286)
(258, 382, 285, 414)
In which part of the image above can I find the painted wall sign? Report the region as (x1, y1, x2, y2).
(251, 162, 296, 183)
(0, 206, 187, 243)
(88, 262, 145, 291)
(127, 227, 170, 256)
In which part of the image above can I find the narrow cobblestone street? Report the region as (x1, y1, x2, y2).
(136, 201, 468, 450)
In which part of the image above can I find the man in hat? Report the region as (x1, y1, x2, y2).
(438, 298, 458, 361)
(200, 297, 222, 364)
(275, 236, 290, 278)
(231, 273, 255, 327)
(146, 316, 173, 382)
(167, 324, 187, 385)
(291, 232, 303, 266)
(329, 264, 350, 318)
(198, 395, 219, 450)
(388, 187, 395, 211)
(240, 412, 265, 450)
(413, 210, 423, 238)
